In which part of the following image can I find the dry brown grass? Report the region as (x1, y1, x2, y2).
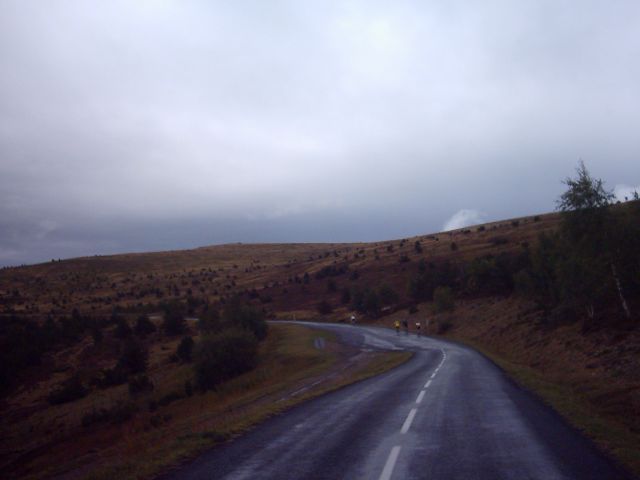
(2, 210, 638, 476)
(0, 323, 410, 479)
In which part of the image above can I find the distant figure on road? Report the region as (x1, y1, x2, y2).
(394, 320, 400, 335)
(350, 314, 357, 324)
(402, 319, 409, 335)
(415, 321, 421, 336)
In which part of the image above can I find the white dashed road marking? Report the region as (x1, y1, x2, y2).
(401, 408, 418, 434)
(379, 446, 402, 480)
(376, 347, 447, 480)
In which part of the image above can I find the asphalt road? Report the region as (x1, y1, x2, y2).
(162, 322, 632, 480)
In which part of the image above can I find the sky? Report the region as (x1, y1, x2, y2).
(1, 0, 639, 266)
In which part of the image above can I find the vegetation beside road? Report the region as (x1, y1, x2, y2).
(0, 322, 409, 479)
(1, 162, 638, 477)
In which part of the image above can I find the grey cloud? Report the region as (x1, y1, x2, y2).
(1, 0, 639, 265)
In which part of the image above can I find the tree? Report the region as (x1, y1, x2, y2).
(557, 162, 631, 320)
(194, 329, 259, 391)
(378, 284, 398, 306)
(557, 161, 614, 244)
(433, 286, 455, 313)
(177, 336, 195, 362)
(134, 315, 156, 337)
(117, 338, 148, 375)
(114, 318, 132, 339)
(222, 297, 268, 340)
(317, 300, 333, 315)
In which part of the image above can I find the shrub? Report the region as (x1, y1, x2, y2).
(340, 288, 351, 304)
(128, 374, 154, 396)
(490, 236, 509, 246)
(134, 315, 156, 337)
(91, 327, 103, 345)
(198, 308, 220, 333)
(177, 336, 195, 362)
(81, 408, 110, 427)
(98, 365, 128, 387)
(222, 298, 267, 340)
(450, 242, 458, 251)
(117, 338, 148, 375)
(48, 374, 88, 405)
(433, 286, 455, 313)
(317, 300, 333, 315)
(194, 329, 259, 391)
(114, 318, 132, 339)
(437, 320, 453, 334)
(158, 391, 183, 406)
(109, 401, 138, 424)
(378, 284, 398, 306)
(163, 310, 186, 336)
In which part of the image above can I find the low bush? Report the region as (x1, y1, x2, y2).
(194, 329, 259, 391)
(128, 374, 154, 396)
(134, 315, 156, 336)
(158, 391, 183, 406)
(433, 286, 455, 313)
(48, 374, 88, 405)
(177, 336, 195, 362)
(317, 300, 333, 315)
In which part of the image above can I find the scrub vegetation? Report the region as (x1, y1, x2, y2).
(0, 162, 639, 477)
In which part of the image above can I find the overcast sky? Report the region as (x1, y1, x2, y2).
(1, 0, 639, 266)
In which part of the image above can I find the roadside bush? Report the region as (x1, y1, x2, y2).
(194, 329, 259, 391)
(437, 320, 453, 334)
(48, 374, 88, 405)
(433, 286, 455, 313)
(317, 300, 333, 315)
(378, 284, 399, 306)
(222, 297, 267, 340)
(340, 288, 351, 305)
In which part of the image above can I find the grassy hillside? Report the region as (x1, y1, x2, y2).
(1, 202, 639, 477)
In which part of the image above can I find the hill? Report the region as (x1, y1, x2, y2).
(1, 203, 639, 477)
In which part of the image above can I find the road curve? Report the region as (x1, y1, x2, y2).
(161, 322, 632, 480)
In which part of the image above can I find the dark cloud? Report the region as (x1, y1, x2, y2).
(1, 1, 639, 265)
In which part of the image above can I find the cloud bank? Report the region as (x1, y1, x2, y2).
(1, 1, 639, 265)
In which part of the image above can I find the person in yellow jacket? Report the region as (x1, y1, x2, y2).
(394, 320, 400, 335)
